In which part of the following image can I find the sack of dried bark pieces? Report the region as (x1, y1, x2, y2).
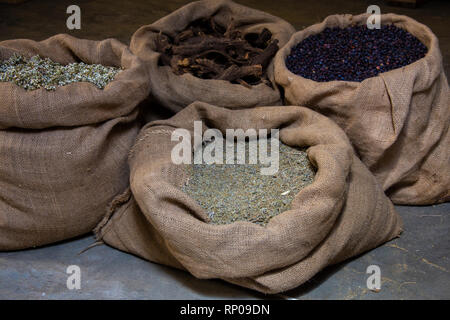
(0, 34, 150, 250)
(95, 101, 402, 294)
(274, 13, 450, 205)
(130, 0, 295, 116)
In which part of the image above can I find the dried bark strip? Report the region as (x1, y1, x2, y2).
(154, 16, 279, 86)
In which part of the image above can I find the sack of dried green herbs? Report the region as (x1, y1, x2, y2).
(95, 101, 402, 294)
(0, 34, 150, 250)
(130, 0, 295, 118)
(274, 13, 450, 205)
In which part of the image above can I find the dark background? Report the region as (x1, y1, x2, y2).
(0, 0, 449, 77)
(1, 0, 449, 300)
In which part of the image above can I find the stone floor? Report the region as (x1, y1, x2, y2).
(0, 0, 449, 299)
(1, 204, 449, 299)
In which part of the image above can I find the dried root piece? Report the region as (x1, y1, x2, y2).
(155, 32, 171, 53)
(154, 16, 279, 87)
(172, 38, 248, 56)
(218, 64, 262, 82)
(254, 28, 273, 48)
(250, 39, 279, 69)
(174, 29, 195, 45)
(195, 58, 225, 75)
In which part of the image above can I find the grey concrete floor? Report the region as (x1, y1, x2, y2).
(0, 0, 449, 299)
(1, 203, 449, 299)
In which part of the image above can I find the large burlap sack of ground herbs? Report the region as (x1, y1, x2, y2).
(274, 13, 450, 205)
(130, 0, 295, 115)
(95, 101, 402, 294)
(0, 34, 150, 250)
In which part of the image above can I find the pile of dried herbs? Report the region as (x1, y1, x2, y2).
(182, 139, 316, 226)
(0, 54, 122, 91)
(154, 17, 279, 87)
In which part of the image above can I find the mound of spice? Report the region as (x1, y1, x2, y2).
(182, 139, 316, 226)
(0, 54, 122, 90)
(154, 17, 279, 87)
(286, 24, 427, 82)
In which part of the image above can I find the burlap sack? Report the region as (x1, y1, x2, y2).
(95, 101, 402, 294)
(0, 34, 150, 250)
(274, 13, 450, 205)
(130, 0, 295, 115)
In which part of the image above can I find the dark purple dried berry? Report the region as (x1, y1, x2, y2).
(286, 25, 427, 82)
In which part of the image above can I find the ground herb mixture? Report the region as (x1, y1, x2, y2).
(286, 24, 427, 82)
(182, 139, 316, 226)
(0, 54, 122, 90)
(154, 17, 279, 87)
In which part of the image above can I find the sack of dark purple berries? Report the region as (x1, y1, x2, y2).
(130, 0, 295, 116)
(274, 13, 449, 205)
(95, 101, 402, 294)
(0, 34, 150, 250)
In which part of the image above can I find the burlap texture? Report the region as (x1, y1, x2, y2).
(96, 101, 402, 294)
(274, 13, 450, 205)
(0, 34, 150, 250)
(130, 0, 295, 115)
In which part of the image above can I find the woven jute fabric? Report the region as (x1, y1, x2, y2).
(0, 34, 150, 250)
(130, 0, 295, 115)
(96, 101, 402, 294)
(274, 13, 450, 205)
